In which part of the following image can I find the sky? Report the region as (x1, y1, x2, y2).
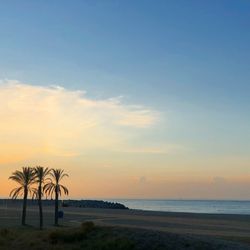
(0, 0, 250, 199)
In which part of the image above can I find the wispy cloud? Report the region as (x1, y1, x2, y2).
(113, 144, 185, 154)
(0, 80, 159, 162)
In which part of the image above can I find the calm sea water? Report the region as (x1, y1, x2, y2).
(106, 199, 250, 215)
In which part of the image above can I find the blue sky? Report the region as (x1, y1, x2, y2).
(1, 0, 249, 105)
(0, 1, 250, 198)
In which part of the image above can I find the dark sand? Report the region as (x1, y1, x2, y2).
(1, 205, 250, 249)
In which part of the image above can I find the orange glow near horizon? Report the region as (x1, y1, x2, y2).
(0, 80, 250, 200)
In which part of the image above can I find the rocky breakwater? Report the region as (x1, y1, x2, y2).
(62, 200, 129, 210)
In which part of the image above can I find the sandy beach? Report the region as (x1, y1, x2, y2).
(1, 205, 250, 249)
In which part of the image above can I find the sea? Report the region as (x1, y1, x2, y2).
(106, 199, 250, 215)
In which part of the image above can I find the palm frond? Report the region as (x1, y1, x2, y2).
(44, 182, 55, 198)
(44, 168, 69, 199)
(9, 167, 36, 199)
(10, 186, 23, 199)
(60, 184, 69, 195)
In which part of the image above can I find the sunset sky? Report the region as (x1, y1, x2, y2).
(0, 1, 250, 199)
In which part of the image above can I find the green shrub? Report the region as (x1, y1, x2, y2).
(48, 223, 95, 244)
(0, 229, 10, 238)
(48, 223, 135, 249)
(81, 221, 95, 233)
(102, 238, 135, 250)
(49, 230, 60, 244)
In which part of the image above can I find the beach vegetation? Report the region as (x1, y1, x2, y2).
(44, 169, 69, 226)
(33, 166, 51, 229)
(9, 167, 36, 226)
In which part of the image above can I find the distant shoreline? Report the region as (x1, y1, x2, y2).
(105, 199, 250, 215)
(2, 199, 250, 215)
(0, 199, 128, 210)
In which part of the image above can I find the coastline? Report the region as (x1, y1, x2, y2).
(1, 205, 250, 248)
(2, 205, 250, 236)
(3, 198, 250, 214)
(106, 199, 250, 214)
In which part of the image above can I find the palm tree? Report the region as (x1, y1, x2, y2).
(33, 166, 51, 229)
(9, 167, 36, 226)
(44, 169, 69, 226)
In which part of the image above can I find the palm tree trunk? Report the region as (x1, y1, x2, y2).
(38, 185, 43, 229)
(55, 187, 59, 226)
(22, 187, 28, 226)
